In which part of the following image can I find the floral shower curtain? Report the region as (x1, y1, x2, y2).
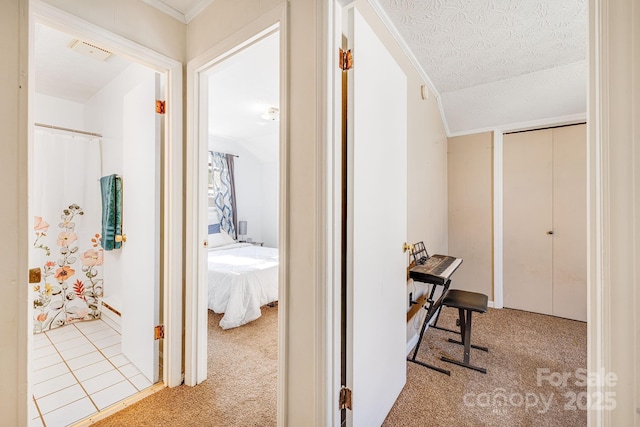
(209, 151, 237, 238)
(31, 128, 104, 333)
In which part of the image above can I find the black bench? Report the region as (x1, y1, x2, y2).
(439, 289, 489, 374)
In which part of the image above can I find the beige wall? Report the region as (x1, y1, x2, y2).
(188, 1, 325, 424)
(588, 0, 640, 424)
(447, 132, 494, 299)
(1, 1, 28, 424)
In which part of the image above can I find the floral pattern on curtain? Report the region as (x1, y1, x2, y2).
(209, 151, 237, 238)
(32, 128, 103, 333)
(33, 205, 103, 333)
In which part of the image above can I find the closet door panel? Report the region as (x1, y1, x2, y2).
(552, 124, 587, 321)
(503, 129, 553, 315)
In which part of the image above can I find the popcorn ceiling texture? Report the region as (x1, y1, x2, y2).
(378, 0, 588, 133)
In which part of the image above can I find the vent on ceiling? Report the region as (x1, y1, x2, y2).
(68, 39, 112, 61)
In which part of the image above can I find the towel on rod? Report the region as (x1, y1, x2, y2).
(100, 174, 123, 251)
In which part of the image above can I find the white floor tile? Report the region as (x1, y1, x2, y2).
(41, 397, 97, 427)
(32, 362, 70, 385)
(84, 327, 118, 342)
(129, 373, 153, 391)
(45, 326, 83, 342)
(37, 383, 86, 415)
(32, 334, 51, 350)
(81, 369, 126, 395)
(109, 353, 130, 368)
(75, 319, 110, 334)
(73, 359, 113, 382)
(58, 343, 95, 360)
(100, 343, 121, 358)
(65, 351, 106, 371)
(33, 372, 78, 399)
(91, 380, 137, 410)
(31, 352, 63, 371)
(92, 334, 120, 350)
(117, 363, 142, 379)
(53, 336, 91, 352)
(28, 416, 44, 427)
(32, 344, 57, 360)
(30, 397, 40, 420)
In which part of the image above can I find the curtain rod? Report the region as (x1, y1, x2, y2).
(35, 123, 103, 138)
(210, 150, 239, 158)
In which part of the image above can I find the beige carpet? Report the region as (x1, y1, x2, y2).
(94, 306, 278, 427)
(95, 305, 586, 427)
(383, 307, 587, 427)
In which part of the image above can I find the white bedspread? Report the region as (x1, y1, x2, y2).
(207, 243, 279, 329)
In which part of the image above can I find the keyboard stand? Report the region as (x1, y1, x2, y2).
(407, 277, 452, 375)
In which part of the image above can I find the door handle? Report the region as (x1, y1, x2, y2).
(402, 242, 414, 253)
(546, 231, 554, 235)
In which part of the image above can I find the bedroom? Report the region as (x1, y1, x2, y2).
(202, 29, 280, 331)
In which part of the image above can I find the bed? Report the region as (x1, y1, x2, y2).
(207, 241, 279, 329)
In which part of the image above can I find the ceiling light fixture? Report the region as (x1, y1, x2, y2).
(261, 107, 280, 121)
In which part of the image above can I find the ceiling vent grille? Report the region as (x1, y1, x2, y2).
(68, 40, 112, 61)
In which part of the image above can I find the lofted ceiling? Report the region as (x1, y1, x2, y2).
(152, 0, 587, 136)
(36, 0, 587, 141)
(377, 0, 588, 134)
(206, 32, 280, 164)
(34, 24, 133, 103)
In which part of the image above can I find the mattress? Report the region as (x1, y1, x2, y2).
(207, 243, 279, 329)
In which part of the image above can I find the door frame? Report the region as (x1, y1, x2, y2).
(183, 0, 288, 419)
(28, 0, 183, 411)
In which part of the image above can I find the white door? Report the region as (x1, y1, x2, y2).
(121, 71, 161, 383)
(346, 8, 407, 426)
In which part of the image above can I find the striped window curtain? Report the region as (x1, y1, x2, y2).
(210, 151, 237, 238)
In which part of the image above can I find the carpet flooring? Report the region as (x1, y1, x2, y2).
(383, 307, 587, 426)
(93, 306, 278, 427)
(94, 305, 586, 427)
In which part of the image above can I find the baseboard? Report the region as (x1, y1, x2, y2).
(488, 300, 495, 308)
(406, 333, 419, 356)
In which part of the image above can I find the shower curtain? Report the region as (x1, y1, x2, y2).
(31, 128, 104, 333)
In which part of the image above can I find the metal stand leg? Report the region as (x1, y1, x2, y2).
(407, 303, 450, 375)
(441, 308, 487, 374)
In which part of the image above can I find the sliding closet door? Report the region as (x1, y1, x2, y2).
(552, 124, 587, 321)
(503, 129, 554, 315)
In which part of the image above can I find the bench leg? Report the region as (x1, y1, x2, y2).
(441, 308, 487, 374)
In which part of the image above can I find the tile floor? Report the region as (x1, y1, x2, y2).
(31, 319, 154, 427)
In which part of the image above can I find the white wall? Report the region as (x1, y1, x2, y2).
(33, 93, 85, 129)
(261, 161, 279, 247)
(84, 62, 158, 310)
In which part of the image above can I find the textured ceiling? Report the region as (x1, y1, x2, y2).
(378, 0, 588, 134)
(206, 32, 280, 163)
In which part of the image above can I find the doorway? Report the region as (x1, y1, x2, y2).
(28, 4, 183, 423)
(184, 15, 286, 424)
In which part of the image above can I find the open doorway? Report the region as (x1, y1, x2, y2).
(202, 28, 280, 419)
(29, 21, 165, 426)
(185, 19, 284, 424)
